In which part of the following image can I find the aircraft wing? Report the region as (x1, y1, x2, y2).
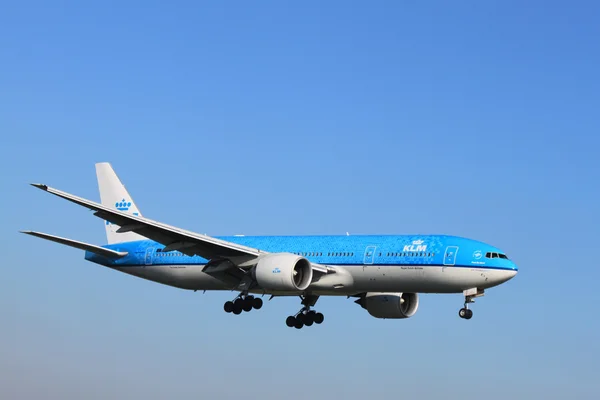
(21, 230, 128, 259)
(30, 184, 329, 273)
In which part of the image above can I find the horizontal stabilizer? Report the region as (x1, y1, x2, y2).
(20, 231, 128, 259)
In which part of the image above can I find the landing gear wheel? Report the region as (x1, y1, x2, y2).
(296, 313, 305, 325)
(303, 311, 314, 326)
(459, 308, 473, 319)
(224, 301, 234, 313)
(314, 312, 324, 324)
(294, 320, 303, 329)
(242, 298, 253, 312)
(286, 316, 296, 327)
(252, 297, 263, 310)
(233, 298, 243, 314)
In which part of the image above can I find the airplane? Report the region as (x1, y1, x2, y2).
(22, 163, 518, 328)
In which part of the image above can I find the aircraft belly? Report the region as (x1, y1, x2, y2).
(343, 265, 494, 293)
(346, 265, 428, 292)
(111, 264, 510, 294)
(114, 265, 232, 290)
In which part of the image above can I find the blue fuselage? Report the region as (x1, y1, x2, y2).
(85, 234, 518, 295)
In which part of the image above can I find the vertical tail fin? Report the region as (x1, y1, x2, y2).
(95, 162, 145, 244)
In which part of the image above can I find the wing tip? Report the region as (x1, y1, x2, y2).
(30, 183, 48, 190)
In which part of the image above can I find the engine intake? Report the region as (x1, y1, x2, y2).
(254, 253, 313, 291)
(356, 292, 419, 319)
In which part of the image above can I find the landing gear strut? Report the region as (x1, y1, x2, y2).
(224, 293, 263, 315)
(285, 295, 324, 329)
(459, 288, 484, 320)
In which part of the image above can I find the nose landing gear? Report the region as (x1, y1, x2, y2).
(458, 288, 484, 320)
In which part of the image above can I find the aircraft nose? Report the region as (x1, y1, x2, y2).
(505, 262, 518, 281)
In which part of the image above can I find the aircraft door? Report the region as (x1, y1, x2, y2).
(443, 246, 458, 266)
(145, 248, 154, 266)
(363, 246, 376, 265)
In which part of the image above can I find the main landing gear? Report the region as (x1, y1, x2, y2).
(459, 288, 484, 320)
(224, 294, 263, 315)
(285, 295, 324, 329)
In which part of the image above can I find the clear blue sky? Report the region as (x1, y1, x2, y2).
(1, 1, 599, 398)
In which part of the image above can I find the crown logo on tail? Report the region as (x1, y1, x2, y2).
(115, 199, 132, 211)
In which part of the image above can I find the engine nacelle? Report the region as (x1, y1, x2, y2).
(254, 253, 313, 291)
(356, 292, 419, 319)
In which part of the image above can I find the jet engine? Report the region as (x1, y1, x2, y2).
(355, 292, 419, 319)
(254, 253, 313, 291)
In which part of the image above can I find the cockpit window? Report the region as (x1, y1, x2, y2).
(485, 252, 509, 260)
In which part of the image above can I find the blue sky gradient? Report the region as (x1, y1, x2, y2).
(1, 1, 599, 399)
